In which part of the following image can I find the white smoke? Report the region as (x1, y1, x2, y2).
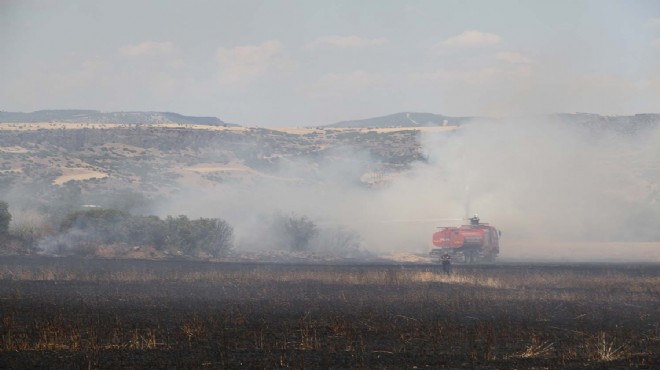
(151, 117, 660, 262)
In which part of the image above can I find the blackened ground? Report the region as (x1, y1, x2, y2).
(0, 257, 657, 369)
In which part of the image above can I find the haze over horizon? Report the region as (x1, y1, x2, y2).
(2, 0, 659, 127)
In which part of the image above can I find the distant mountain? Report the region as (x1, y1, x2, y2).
(325, 112, 472, 128)
(0, 110, 237, 126)
(325, 111, 660, 133)
(549, 113, 660, 134)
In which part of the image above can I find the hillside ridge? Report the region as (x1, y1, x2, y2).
(325, 112, 471, 128)
(0, 109, 234, 126)
(326, 111, 660, 130)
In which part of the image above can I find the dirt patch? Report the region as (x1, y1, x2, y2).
(184, 164, 251, 173)
(0, 168, 22, 174)
(181, 163, 302, 182)
(53, 168, 108, 185)
(0, 146, 29, 154)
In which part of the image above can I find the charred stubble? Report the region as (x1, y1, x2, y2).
(0, 258, 657, 369)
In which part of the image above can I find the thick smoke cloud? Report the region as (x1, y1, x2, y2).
(156, 118, 660, 261)
(420, 118, 660, 241)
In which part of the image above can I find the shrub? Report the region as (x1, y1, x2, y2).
(270, 213, 318, 252)
(0, 201, 12, 234)
(56, 209, 234, 257)
(190, 218, 234, 257)
(163, 216, 234, 257)
(60, 208, 128, 244)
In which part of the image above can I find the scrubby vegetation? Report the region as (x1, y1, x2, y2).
(0, 201, 10, 235)
(0, 198, 235, 258)
(39, 208, 234, 258)
(0, 125, 422, 204)
(0, 200, 364, 260)
(269, 212, 318, 252)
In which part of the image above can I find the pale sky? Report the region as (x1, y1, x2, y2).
(1, 0, 659, 126)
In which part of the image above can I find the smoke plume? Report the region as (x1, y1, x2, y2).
(153, 117, 660, 261)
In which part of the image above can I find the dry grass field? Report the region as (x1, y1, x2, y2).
(52, 168, 109, 185)
(0, 121, 458, 135)
(0, 257, 657, 369)
(181, 163, 302, 182)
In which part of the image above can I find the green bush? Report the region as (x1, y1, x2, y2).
(270, 213, 318, 252)
(58, 209, 234, 257)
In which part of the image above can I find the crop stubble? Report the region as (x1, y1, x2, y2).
(0, 257, 657, 369)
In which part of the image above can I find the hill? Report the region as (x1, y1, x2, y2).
(326, 111, 660, 133)
(0, 110, 234, 126)
(1, 112, 660, 260)
(550, 113, 660, 134)
(0, 124, 421, 210)
(325, 112, 471, 128)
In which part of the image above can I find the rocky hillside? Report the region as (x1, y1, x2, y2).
(2, 110, 658, 219)
(0, 125, 423, 214)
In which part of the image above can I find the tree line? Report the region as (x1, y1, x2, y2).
(0, 201, 363, 259)
(54, 208, 234, 257)
(0, 201, 234, 257)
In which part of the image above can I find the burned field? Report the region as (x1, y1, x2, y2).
(0, 258, 657, 369)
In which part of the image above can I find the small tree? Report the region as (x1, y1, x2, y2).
(271, 213, 318, 252)
(286, 216, 317, 251)
(191, 218, 234, 257)
(163, 215, 233, 256)
(125, 215, 167, 249)
(0, 201, 11, 234)
(164, 215, 195, 254)
(60, 208, 129, 244)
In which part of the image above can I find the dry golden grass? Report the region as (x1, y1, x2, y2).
(0, 121, 460, 135)
(0, 146, 29, 153)
(0, 168, 22, 174)
(510, 335, 555, 359)
(52, 168, 108, 185)
(178, 163, 303, 183)
(183, 164, 251, 173)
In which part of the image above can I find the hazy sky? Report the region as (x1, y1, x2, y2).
(1, 0, 659, 126)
